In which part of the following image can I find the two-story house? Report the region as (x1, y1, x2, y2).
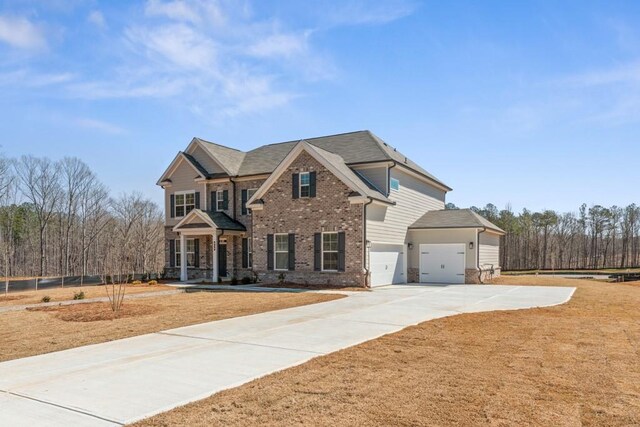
(157, 131, 504, 286)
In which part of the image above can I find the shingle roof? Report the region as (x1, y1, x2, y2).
(409, 209, 505, 234)
(195, 130, 450, 190)
(305, 144, 392, 204)
(203, 211, 246, 231)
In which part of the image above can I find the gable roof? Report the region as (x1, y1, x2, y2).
(173, 209, 246, 232)
(156, 152, 207, 185)
(247, 141, 392, 206)
(159, 130, 451, 191)
(409, 209, 505, 234)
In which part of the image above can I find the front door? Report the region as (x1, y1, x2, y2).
(218, 244, 228, 277)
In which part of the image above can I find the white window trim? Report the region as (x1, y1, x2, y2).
(174, 190, 195, 218)
(321, 232, 339, 272)
(274, 233, 289, 271)
(176, 238, 196, 269)
(299, 172, 310, 198)
(390, 177, 400, 191)
(248, 237, 253, 268)
(216, 189, 224, 211)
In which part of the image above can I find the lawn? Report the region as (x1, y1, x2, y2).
(133, 277, 640, 427)
(0, 291, 343, 362)
(0, 283, 171, 307)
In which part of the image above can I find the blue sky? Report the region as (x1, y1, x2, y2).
(0, 0, 638, 212)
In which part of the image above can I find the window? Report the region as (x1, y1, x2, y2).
(390, 178, 400, 191)
(175, 192, 195, 217)
(274, 234, 289, 270)
(246, 188, 257, 215)
(216, 189, 224, 211)
(248, 239, 253, 268)
(322, 232, 338, 271)
(176, 238, 196, 268)
(299, 172, 310, 198)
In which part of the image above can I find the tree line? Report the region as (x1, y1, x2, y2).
(0, 155, 164, 280)
(446, 202, 640, 270)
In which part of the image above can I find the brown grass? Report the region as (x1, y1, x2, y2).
(0, 284, 171, 307)
(133, 277, 640, 427)
(0, 292, 343, 362)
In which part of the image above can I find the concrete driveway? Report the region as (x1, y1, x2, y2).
(0, 284, 574, 426)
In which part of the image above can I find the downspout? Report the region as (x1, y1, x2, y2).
(363, 197, 374, 288)
(387, 161, 397, 196)
(477, 227, 486, 284)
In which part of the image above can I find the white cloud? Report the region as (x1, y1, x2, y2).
(145, 0, 225, 27)
(74, 118, 127, 134)
(247, 32, 309, 58)
(0, 15, 47, 50)
(88, 10, 107, 29)
(0, 69, 74, 87)
(323, 0, 416, 26)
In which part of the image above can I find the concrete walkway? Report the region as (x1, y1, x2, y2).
(0, 284, 575, 426)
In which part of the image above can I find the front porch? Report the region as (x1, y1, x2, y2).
(169, 209, 247, 282)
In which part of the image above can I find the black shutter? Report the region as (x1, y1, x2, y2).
(337, 232, 346, 272)
(288, 233, 295, 271)
(169, 239, 175, 267)
(267, 234, 274, 271)
(223, 190, 229, 210)
(194, 238, 200, 267)
(241, 189, 248, 215)
(314, 233, 321, 271)
(242, 238, 248, 268)
(195, 192, 200, 209)
(309, 171, 317, 197)
(211, 191, 217, 211)
(292, 173, 299, 199)
(170, 194, 175, 218)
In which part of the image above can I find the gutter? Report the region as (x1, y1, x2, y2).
(477, 227, 486, 284)
(363, 197, 374, 288)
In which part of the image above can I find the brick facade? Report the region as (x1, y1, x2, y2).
(252, 151, 365, 287)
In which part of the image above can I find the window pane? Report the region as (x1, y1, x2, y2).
(175, 194, 184, 204)
(275, 235, 288, 252)
(323, 252, 338, 271)
(275, 253, 288, 270)
(185, 205, 194, 215)
(300, 185, 310, 197)
(186, 239, 195, 252)
(300, 173, 310, 185)
(186, 253, 195, 267)
(323, 233, 337, 251)
(390, 178, 400, 191)
(247, 189, 257, 199)
(185, 193, 194, 204)
(175, 206, 185, 217)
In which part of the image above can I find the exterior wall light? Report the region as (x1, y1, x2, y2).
(469, 242, 474, 250)
(407, 243, 414, 250)
(366, 240, 372, 248)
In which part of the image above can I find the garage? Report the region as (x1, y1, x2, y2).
(369, 243, 405, 287)
(419, 243, 466, 284)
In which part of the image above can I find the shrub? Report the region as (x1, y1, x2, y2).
(148, 280, 158, 286)
(131, 280, 142, 285)
(230, 276, 238, 285)
(241, 276, 252, 285)
(41, 295, 51, 303)
(73, 291, 85, 300)
(252, 271, 259, 284)
(277, 272, 286, 285)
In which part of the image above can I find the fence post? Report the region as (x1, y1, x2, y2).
(61, 275, 64, 289)
(4, 277, 7, 296)
(35, 276, 38, 291)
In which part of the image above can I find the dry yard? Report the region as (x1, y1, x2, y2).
(0, 291, 343, 362)
(134, 277, 640, 427)
(0, 283, 171, 307)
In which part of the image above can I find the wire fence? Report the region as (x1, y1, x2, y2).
(2, 273, 161, 295)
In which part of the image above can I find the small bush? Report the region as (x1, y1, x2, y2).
(131, 280, 142, 285)
(277, 272, 286, 285)
(241, 276, 252, 285)
(73, 291, 85, 300)
(230, 276, 238, 285)
(148, 280, 158, 286)
(41, 295, 51, 303)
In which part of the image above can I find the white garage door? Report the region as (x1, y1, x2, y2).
(369, 243, 405, 287)
(419, 244, 465, 284)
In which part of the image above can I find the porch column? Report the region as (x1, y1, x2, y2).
(211, 233, 218, 282)
(180, 233, 187, 281)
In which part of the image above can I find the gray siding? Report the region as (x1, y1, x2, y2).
(366, 168, 446, 245)
(479, 232, 500, 268)
(353, 165, 387, 194)
(164, 160, 206, 226)
(189, 144, 224, 174)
